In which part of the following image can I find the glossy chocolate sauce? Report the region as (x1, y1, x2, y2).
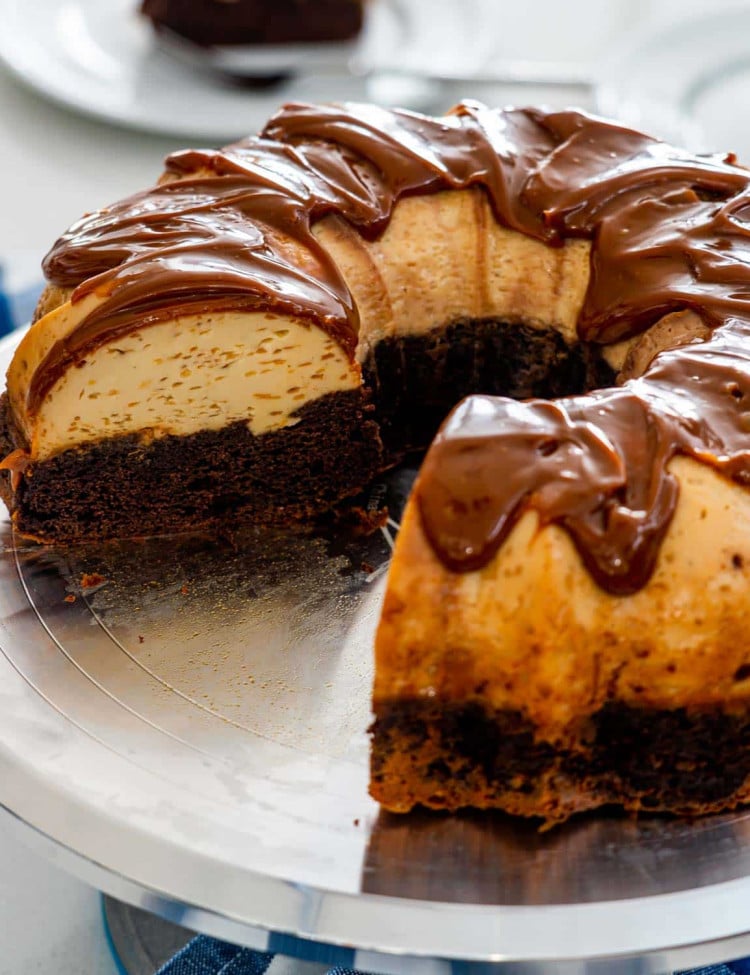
(38, 102, 750, 592)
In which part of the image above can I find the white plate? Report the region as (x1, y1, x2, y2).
(0, 0, 497, 143)
(596, 7, 750, 159)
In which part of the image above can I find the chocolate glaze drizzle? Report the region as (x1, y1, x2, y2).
(38, 101, 750, 592)
(418, 331, 750, 596)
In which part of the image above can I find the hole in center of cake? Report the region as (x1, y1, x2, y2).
(363, 317, 615, 458)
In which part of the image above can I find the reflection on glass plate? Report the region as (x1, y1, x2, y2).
(596, 7, 750, 160)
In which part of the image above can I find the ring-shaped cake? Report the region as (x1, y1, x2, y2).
(3, 102, 750, 820)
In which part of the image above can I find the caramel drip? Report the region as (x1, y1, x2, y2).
(34, 101, 750, 591)
(0, 448, 32, 492)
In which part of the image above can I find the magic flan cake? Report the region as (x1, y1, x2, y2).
(5, 102, 750, 820)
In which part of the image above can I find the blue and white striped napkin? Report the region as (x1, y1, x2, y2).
(0, 255, 43, 335)
(156, 936, 363, 975)
(154, 938, 750, 975)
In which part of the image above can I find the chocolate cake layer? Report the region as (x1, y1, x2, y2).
(0, 389, 382, 543)
(140, 0, 365, 47)
(362, 319, 616, 457)
(370, 699, 750, 819)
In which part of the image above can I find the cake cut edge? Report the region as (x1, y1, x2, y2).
(371, 456, 750, 821)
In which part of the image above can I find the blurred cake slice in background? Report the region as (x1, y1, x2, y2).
(140, 0, 366, 47)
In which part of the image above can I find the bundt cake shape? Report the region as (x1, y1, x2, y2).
(0, 101, 608, 542)
(4, 101, 750, 820)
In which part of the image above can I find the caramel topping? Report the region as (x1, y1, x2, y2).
(0, 448, 32, 492)
(35, 102, 750, 591)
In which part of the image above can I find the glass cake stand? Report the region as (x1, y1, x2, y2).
(3, 327, 750, 973)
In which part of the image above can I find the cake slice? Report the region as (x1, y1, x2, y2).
(140, 0, 366, 47)
(372, 290, 750, 821)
